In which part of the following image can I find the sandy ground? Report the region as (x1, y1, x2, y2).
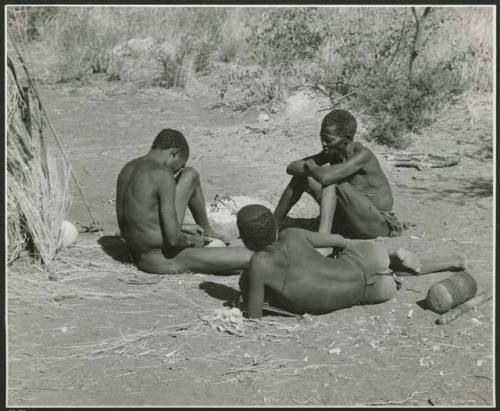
(7, 79, 494, 406)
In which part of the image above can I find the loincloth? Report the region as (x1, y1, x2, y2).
(131, 248, 162, 265)
(340, 243, 401, 300)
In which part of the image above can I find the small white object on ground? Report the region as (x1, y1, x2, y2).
(61, 220, 78, 247)
(205, 238, 227, 248)
(258, 113, 270, 122)
(208, 194, 274, 225)
(317, 247, 333, 257)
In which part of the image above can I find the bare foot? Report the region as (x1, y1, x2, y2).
(392, 248, 422, 274)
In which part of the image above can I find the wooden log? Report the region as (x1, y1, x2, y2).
(426, 271, 478, 314)
(436, 292, 492, 325)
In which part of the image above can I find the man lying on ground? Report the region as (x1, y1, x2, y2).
(116, 128, 253, 274)
(274, 109, 403, 239)
(237, 205, 466, 318)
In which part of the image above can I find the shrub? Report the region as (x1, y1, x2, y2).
(152, 8, 225, 88)
(247, 8, 323, 76)
(211, 65, 285, 111)
(40, 8, 137, 82)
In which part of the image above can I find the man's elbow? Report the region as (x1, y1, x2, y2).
(165, 232, 184, 248)
(317, 175, 332, 187)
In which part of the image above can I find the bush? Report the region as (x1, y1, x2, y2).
(152, 8, 225, 88)
(247, 8, 323, 76)
(211, 65, 285, 111)
(361, 73, 445, 148)
(40, 8, 137, 82)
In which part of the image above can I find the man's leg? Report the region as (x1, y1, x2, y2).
(174, 167, 200, 224)
(386, 247, 467, 276)
(274, 176, 322, 224)
(319, 184, 336, 233)
(334, 182, 390, 239)
(176, 167, 227, 242)
(138, 246, 253, 275)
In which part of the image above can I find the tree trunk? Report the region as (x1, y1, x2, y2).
(409, 7, 432, 82)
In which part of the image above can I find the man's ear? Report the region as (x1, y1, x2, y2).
(170, 147, 181, 158)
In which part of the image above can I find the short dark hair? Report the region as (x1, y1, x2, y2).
(237, 205, 277, 251)
(321, 110, 357, 141)
(151, 128, 190, 159)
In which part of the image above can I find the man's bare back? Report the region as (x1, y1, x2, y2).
(117, 156, 175, 255)
(252, 229, 367, 314)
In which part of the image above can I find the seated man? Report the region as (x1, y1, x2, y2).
(274, 109, 403, 239)
(237, 205, 466, 318)
(116, 128, 253, 274)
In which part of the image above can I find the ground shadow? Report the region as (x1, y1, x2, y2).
(199, 281, 240, 307)
(416, 299, 430, 311)
(395, 175, 493, 205)
(98, 235, 133, 264)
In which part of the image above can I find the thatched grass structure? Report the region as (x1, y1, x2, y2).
(7, 55, 72, 278)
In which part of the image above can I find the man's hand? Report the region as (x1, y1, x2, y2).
(304, 161, 323, 183)
(303, 159, 318, 175)
(181, 224, 205, 236)
(185, 232, 210, 248)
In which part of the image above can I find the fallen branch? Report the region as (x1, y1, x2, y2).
(383, 153, 460, 170)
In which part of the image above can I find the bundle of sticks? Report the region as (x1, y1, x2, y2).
(382, 152, 460, 171)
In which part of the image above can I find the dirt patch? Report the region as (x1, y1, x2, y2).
(7, 81, 494, 406)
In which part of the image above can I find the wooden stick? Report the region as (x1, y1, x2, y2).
(262, 302, 301, 318)
(436, 292, 492, 325)
(388, 161, 421, 171)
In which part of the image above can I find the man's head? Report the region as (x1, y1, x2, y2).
(151, 128, 190, 172)
(320, 110, 357, 158)
(237, 205, 277, 252)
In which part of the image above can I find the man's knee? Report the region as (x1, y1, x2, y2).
(304, 177, 323, 201)
(180, 166, 200, 185)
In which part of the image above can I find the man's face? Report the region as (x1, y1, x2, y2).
(320, 125, 347, 158)
(167, 149, 187, 173)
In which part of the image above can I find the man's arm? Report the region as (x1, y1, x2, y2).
(282, 228, 370, 249)
(246, 255, 269, 319)
(305, 148, 370, 186)
(115, 169, 127, 232)
(156, 170, 195, 249)
(286, 151, 330, 177)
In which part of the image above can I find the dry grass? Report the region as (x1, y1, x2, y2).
(10, 153, 72, 279)
(7, 29, 73, 277)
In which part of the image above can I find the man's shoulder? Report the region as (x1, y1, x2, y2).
(351, 142, 375, 156)
(279, 227, 308, 240)
(249, 251, 277, 277)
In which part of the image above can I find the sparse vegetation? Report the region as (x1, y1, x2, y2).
(7, 5, 493, 148)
